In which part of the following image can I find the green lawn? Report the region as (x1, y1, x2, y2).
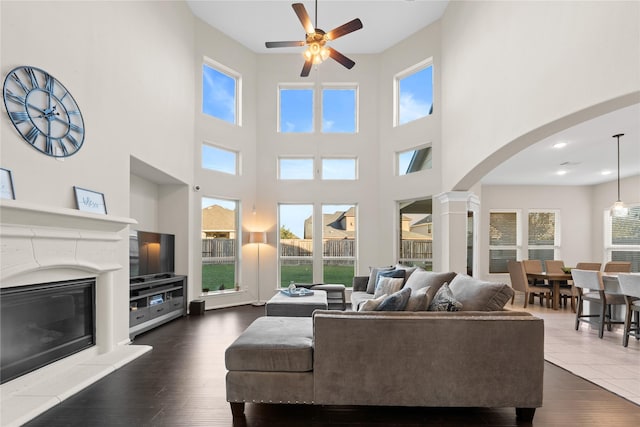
(201, 263, 354, 291)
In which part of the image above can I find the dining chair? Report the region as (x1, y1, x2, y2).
(603, 261, 632, 273)
(575, 262, 601, 271)
(523, 259, 545, 289)
(544, 260, 576, 312)
(508, 260, 551, 308)
(617, 273, 640, 347)
(571, 269, 626, 338)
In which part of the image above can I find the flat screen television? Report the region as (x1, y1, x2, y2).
(130, 230, 175, 279)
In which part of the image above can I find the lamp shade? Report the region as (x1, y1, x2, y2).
(249, 231, 267, 244)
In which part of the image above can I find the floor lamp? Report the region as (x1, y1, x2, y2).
(250, 231, 267, 306)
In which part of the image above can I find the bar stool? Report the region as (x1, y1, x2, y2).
(617, 274, 640, 347)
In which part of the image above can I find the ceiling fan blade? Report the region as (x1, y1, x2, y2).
(292, 3, 314, 34)
(328, 47, 355, 70)
(301, 59, 313, 77)
(326, 18, 363, 41)
(265, 41, 305, 48)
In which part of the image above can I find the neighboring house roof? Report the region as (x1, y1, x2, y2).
(202, 205, 235, 232)
(304, 209, 356, 240)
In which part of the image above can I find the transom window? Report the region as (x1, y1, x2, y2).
(278, 158, 314, 180)
(321, 158, 357, 180)
(202, 143, 238, 175)
(397, 145, 432, 175)
(202, 61, 240, 125)
(394, 59, 434, 126)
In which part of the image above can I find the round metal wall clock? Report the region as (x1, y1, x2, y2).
(3, 66, 85, 157)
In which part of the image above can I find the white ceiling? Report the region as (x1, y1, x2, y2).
(187, 0, 640, 188)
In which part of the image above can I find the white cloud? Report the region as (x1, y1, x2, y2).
(399, 92, 430, 125)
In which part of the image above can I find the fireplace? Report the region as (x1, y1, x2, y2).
(0, 200, 151, 427)
(1, 278, 96, 384)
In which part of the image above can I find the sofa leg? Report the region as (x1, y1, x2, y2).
(516, 407, 536, 421)
(230, 402, 245, 417)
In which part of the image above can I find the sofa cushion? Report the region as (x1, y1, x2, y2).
(448, 274, 514, 311)
(358, 293, 387, 311)
(404, 269, 457, 300)
(377, 287, 412, 311)
(366, 266, 394, 294)
(225, 316, 313, 372)
(394, 263, 418, 282)
(374, 270, 405, 298)
(404, 286, 430, 311)
(428, 282, 462, 312)
(351, 291, 374, 311)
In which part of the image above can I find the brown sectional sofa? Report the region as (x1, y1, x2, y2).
(225, 309, 544, 421)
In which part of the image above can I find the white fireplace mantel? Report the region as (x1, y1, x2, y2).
(0, 199, 150, 427)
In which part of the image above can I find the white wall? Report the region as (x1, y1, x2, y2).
(441, 1, 640, 192)
(1, 1, 196, 344)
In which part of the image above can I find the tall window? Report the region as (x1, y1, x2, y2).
(397, 145, 432, 175)
(398, 199, 433, 269)
(321, 158, 357, 180)
(279, 87, 313, 133)
(528, 211, 559, 262)
(606, 205, 640, 271)
(201, 197, 238, 292)
(202, 62, 238, 125)
(279, 204, 313, 286)
(394, 59, 433, 126)
(322, 204, 357, 284)
(322, 87, 357, 133)
(202, 143, 238, 175)
(278, 158, 314, 180)
(489, 211, 520, 273)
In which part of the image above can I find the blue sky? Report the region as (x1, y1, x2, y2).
(202, 64, 235, 124)
(202, 144, 236, 174)
(399, 65, 433, 125)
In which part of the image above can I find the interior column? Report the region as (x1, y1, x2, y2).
(433, 191, 477, 275)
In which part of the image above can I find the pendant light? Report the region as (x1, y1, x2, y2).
(610, 133, 628, 217)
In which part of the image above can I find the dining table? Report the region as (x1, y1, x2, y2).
(526, 272, 573, 310)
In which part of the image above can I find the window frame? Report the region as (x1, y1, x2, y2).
(320, 84, 358, 134)
(201, 196, 240, 294)
(277, 84, 314, 133)
(321, 157, 358, 180)
(604, 204, 640, 271)
(201, 142, 239, 175)
(202, 58, 242, 126)
(393, 58, 434, 127)
(321, 203, 358, 284)
(527, 209, 561, 261)
(396, 143, 433, 176)
(488, 209, 522, 274)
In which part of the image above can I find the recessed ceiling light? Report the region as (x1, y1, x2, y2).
(553, 142, 567, 149)
(557, 170, 568, 176)
(601, 170, 613, 175)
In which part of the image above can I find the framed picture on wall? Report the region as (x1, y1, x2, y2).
(73, 186, 107, 214)
(1, 168, 16, 200)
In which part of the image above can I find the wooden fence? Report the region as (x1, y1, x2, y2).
(203, 238, 432, 262)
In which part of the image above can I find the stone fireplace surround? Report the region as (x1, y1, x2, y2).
(0, 200, 151, 427)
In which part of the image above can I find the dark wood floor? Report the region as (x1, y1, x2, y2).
(24, 305, 640, 427)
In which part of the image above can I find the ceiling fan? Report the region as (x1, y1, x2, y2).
(265, 1, 363, 77)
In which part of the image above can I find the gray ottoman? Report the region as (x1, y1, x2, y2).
(265, 290, 327, 317)
(225, 316, 315, 415)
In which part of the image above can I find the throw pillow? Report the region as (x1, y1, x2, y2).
(366, 266, 394, 294)
(394, 263, 418, 282)
(428, 282, 463, 312)
(404, 286, 430, 311)
(403, 270, 457, 301)
(374, 276, 405, 298)
(377, 287, 412, 311)
(358, 294, 387, 311)
(448, 274, 514, 311)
